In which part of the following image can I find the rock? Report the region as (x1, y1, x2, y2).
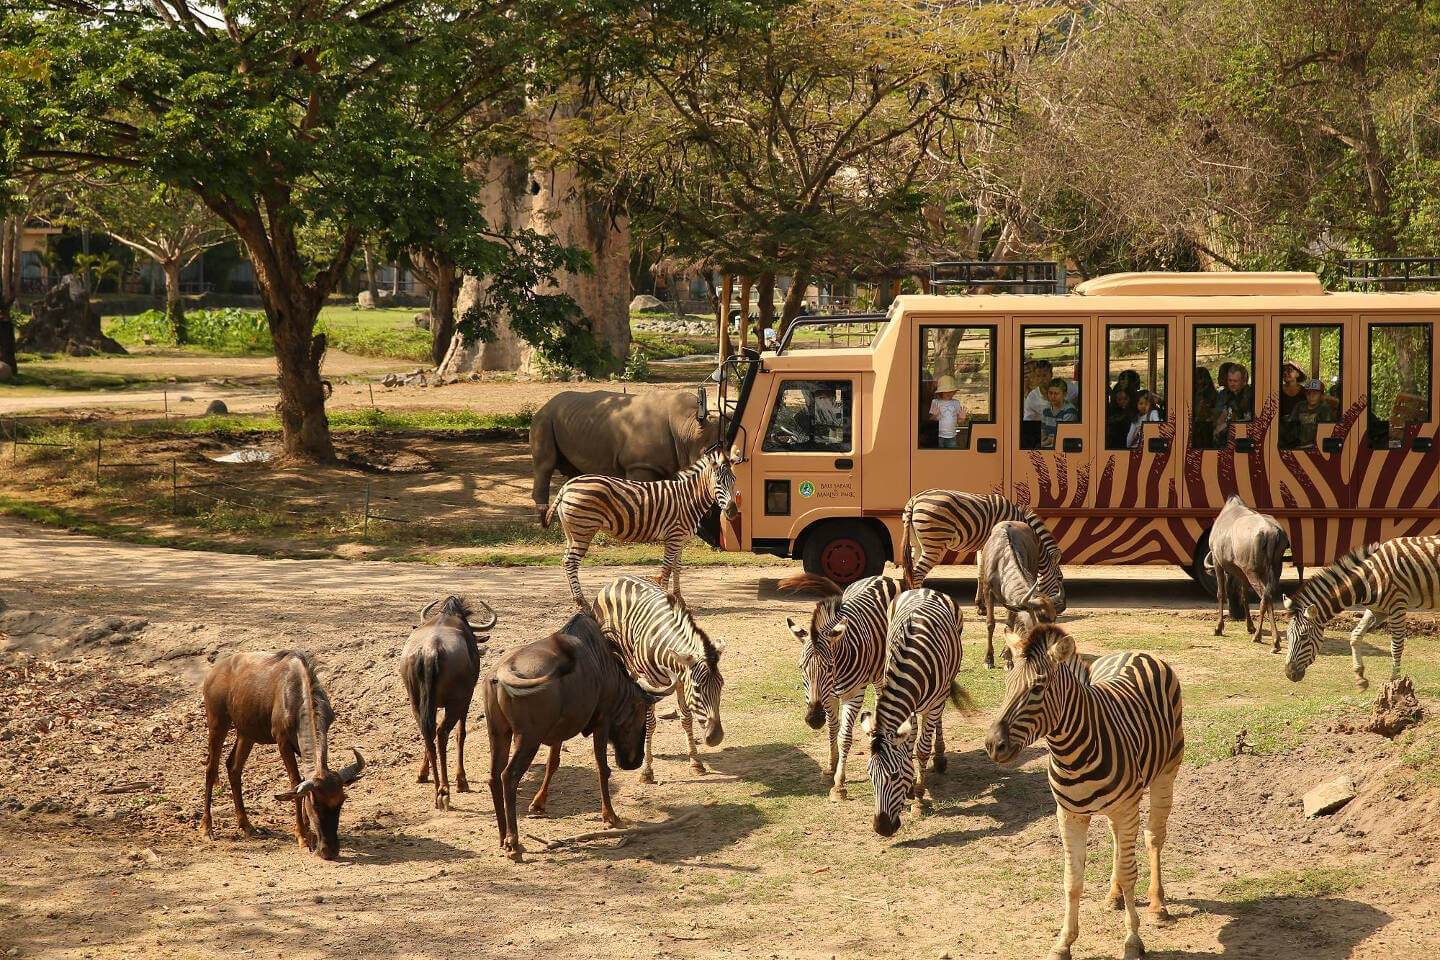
(629, 294, 666, 313)
(19, 275, 127, 356)
(1304, 776, 1357, 817)
(0, 361, 12, 383)
(356, 290, 388, 309)
(203, 399, 229, 416)
(413, 311, 431, 329)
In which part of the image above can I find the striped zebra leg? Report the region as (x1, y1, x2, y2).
(563, 533, 596, 610)
(638, 704, 658, 784)
(1348, 609, 1378, 690)
(910, 703, 944, 813)
(655, 534, 686, 596)
(1145, 767, 1177, 920)
(1108, 802, 1146, 960)
(1052, 806, 1092, 960)
(824, 701, 840, 777)
(675, 690, 707, 774)
(1388, 613, 1408, 682)
(832, 695, 863, 801)
(930, 711, 947, 774)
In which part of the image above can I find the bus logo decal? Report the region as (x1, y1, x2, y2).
(799, 481, 815, 498)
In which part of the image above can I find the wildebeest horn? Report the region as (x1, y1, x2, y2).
(276, 778, 315, 802)
(635, 676, 672, 696)
(419, 598, 442, 621)
(1019, 577, 1041, 608)
(467, 599, 498, 631)
(338, 748, 365, 785)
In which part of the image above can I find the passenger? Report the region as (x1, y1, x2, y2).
(1214, 363, 1254, 445)
(1192, 367, 1219, 449)
(927, 375, 969, 450)
(1128, 390, 1162, 448)
(1279, 362, 1306, 419)
(1115, 369, 1142, 397)
(1283, 379, 1337, 450)
(1022, 360, 1055, 421)
(1105, 385, 1134, 449)
(1040, 378, 1079, 450)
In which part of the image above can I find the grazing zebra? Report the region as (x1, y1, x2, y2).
(979, 520, 1056, 669)
(545, 449, 738, 609)
(858, 588, 966, 836)
(985, 622, 1184, 960)
(781, 572, 901, 800)
(1283, 537, 1440, 690)
(901, 489, 1066, 614)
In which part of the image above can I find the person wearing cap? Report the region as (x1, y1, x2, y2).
(928, 374, 970, 449)
(1283, 377, 1337, 450)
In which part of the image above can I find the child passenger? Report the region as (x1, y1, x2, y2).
(1127, 390, 1161, 448)
(1040, 377, 1079, 449)
(928, 375, 969, 449)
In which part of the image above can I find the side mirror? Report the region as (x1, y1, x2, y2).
(696, 387, 708, 423)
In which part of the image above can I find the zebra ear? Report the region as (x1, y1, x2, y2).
(1282, 594, 1295, 611)
(895, 718, 913, 741)
(827, 619, 849, 640)
(1001, 645, 1015, 670)
(859, 711, 874, 736)
(785, 616, 809, 641)
(1048, 632, 1076, 663)
(1305, 604, 1320, 621)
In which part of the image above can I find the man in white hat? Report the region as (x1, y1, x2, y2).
(928, 374, 970, 449)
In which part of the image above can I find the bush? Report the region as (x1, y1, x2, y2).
(105, 308, 274, 352)
(104, 310, 174, 346)
(622, 349, 651, 381)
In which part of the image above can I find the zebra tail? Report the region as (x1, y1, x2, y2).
(541, 489, 563, 529)
(948, 679, 976, 714)
(900, 502, 917, 587)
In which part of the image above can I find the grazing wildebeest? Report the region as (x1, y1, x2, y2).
(485, 612, 662, 861)
(978, 520, 1054, 669)
(200, 651, 365, 860)
(530, 388, 720, 522)
(1206, 496, 1289, 651)
(399, 596, 497, 810)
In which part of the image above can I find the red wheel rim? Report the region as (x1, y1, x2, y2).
(820, 538, 866, 584)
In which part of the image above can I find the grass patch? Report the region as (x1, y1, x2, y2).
(1184, 694, 1358, 766)
(1399, 723, 1440, 787)
(3, 365, 171, 392)
(125, 407, 533, 438)
(632, 330, 713, 361)
(1219, 866, 1369, 905)
(316, 306, 431, 362)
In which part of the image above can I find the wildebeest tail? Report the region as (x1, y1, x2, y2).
(408, 653, 439, 743)
(777, 573, 843, 597)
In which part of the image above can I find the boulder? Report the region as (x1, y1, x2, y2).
(1303, 776, 1357, 817)
(0, 361, 12, 383)
(629, 294, 666, 313)
(413, 311, 431, 329)
(18, 275, 126, 356)
(203, 399, 229, 416)
(356, 290, 388, 309)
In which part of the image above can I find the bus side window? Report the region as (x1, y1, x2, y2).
(1020, 326, 1082, 451)
(1279, 325, 1342, 451)
(919, 326, 993, 450)
(1191, 325, 1254, 450)
(1368, 324, 1433, 449)
(762, 380, 854, 453)
(1105, 326, 1168, 450)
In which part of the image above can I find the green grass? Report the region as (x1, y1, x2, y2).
(1399, 724, 1440, 787)
(3, 365, 173, 392)
(1219, 866, 1370, 905)
(8, 407, 534, 441)
(1184, 693, 1357, 766)
(316, 305, 431, 362)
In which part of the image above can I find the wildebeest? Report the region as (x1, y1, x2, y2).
(399, 596, 497, 810)
(484, 612, 662, 861)
(1206, 496, 1289, 651)
(530, 388, 720, 523)
(200, 651, 365, 860)
(978, 520, 1054, 669)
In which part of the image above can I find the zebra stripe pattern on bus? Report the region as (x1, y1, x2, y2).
(546, 449, 737, 608)
(594, 575, 725, 783)
(985, 623, 1184, 960)
(1283, 536, 1440, 689)
(781, 573, 901, 800)
(901, 489, 1066, 612)
(859, 588, 965, 836)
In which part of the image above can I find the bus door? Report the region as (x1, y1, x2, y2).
(1271, 319, 1353, 564)
(1354, 316, 1437, 542)
(1094, 318, 1178, 512)
(750, 375, 865, 572)
(913, 322, 1003, 496)
(1182, 317, 1271, 511)
(1009, 319, 1095, 510)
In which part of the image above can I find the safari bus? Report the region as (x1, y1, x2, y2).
(712, 269, 1440, 587)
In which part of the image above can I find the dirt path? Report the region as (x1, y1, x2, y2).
(2, 521, 1437, 959)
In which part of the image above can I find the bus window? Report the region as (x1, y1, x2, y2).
(1105, 326, 1168, 450)
(919, 326, 994, 450)
(762, 380, 853, 453)
(1191, 325, 1254, 450)
(1279, 325, 1342, 450)
(1020, 326, 1081, 450)
(1368, 324, 1433, 449)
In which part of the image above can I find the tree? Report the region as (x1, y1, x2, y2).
(4, 0, 652, 460)
(64, 178, 231, 341)
(0, 174, 51, 374)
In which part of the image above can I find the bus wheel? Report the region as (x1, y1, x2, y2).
(1187, 532, 1217, 598)
(802, 521, 885, 586)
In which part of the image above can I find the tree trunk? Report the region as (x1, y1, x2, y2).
(269, 306, 335, 462)
(162, 259, 186, 343)
(429, 259, 457, 367)
(0, 303, 17, 374)
(756, 271, 775, 342)
(737, 275, 753, 352)
(719, 273, 733, 362)
(391, 262, 401, 297)
(780, 267, 811, 332)
(364, 248, 380, 302)
(1, 214, 19, 374)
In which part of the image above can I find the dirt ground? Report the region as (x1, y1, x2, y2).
(3, 519, 1440, 959)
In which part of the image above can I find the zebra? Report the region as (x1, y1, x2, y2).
(901, 489, 1066, 614)
(858, 587, 966, 836)
(979, 520, 1056, 669)
(985, 621, 1184, 960)
(1283, 537, 1440, 690)
(781, 572, 901, 800)
(545, 448, 738, 609)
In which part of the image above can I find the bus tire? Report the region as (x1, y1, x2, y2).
(801, 521, 885, 586)
(1187, 531, 1217, 598)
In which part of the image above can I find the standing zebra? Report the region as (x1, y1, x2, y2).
(985, 622, 1184, 960)
(781, 572, 901, 800)
(978, 519, 1055, 669)
(545, 449, 738, 609)
(1283, 537, 1440, 689)
(858, 588, 966, 836)
(901, 489, 1066, 613)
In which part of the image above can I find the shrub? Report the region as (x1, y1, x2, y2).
(622, 349, 651, 381)
(105, 308, 273, 352)
(105, 310, 175, 346)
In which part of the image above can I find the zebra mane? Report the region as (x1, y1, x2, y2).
(664, 591, 722, 669)
(1014, 622, 1068, 660)
(678, 449, 721, 478)
(1295, 542, 1380, 605)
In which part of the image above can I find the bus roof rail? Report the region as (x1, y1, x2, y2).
(1342, 257, 1440, 288)
(774, 314, 887, 354)
(1074, 271, 1324, 297)
(928, 260, 1066, 295)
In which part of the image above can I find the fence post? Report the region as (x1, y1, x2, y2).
(163, 390, 169, 421)
(95, 435, 102, 484)
(362, 482, 371, 538)
(368, 382, 376, 409)
(171, 459, 178, 513)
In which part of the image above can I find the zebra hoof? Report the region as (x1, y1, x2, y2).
(931, 754, 947, 774)
(1123, 936, 1145, 960)
(638, 769, 655, 785)
(690, 761, 708, 775)
(1356, 677, 1370, 691)
(829, 786, 848, 802)
(1047, 949, 1071, 960)
(1150, 905, 1173, 922)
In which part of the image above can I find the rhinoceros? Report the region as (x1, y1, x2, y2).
(530, 388, 720, 522)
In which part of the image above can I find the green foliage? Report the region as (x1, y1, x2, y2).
(106, 309, 273, 353)
(621, 349, 651, 381)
